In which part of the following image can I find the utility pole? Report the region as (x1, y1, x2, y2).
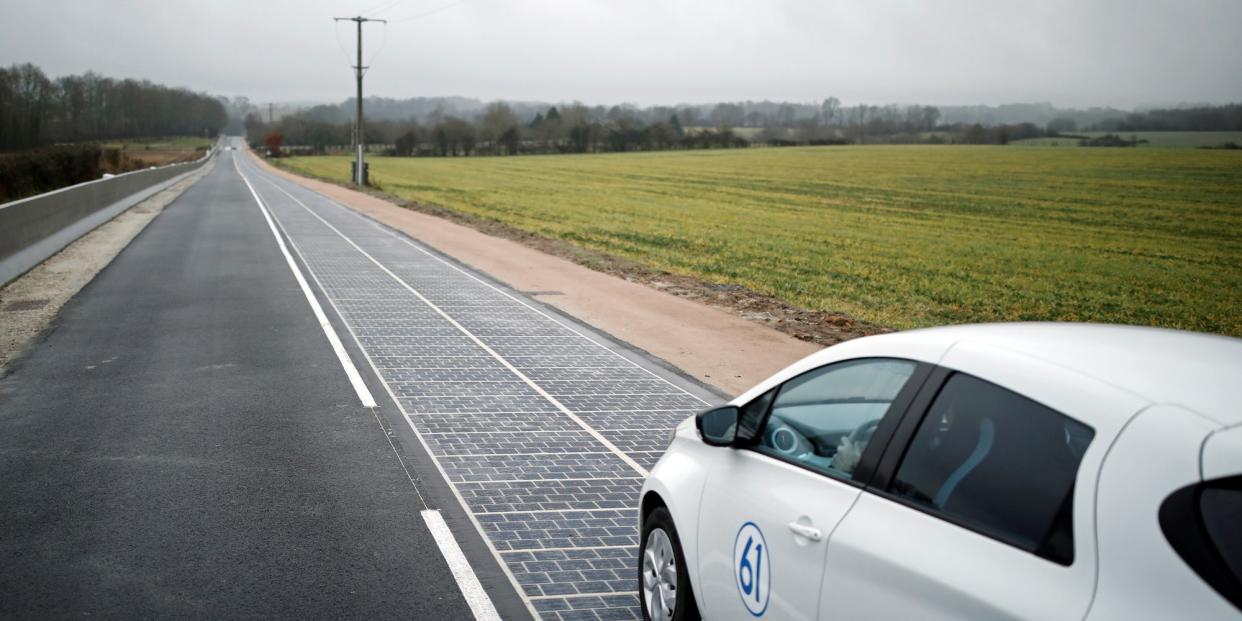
(268, 103, 273, 124)
(334, 16, 386, 185)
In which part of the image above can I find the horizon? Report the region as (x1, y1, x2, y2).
(3, 0, 1241, 111)
(6, 61, 1234, 114)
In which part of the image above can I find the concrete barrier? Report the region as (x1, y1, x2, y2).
(0, 145, 216, 287)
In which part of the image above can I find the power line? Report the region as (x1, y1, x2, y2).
(363, 0, 411, 17)
(333, 16, 387, 185)
(365, 23, 388, 72)
(388, 0, 468, 24)
(333, 22, 355, 66)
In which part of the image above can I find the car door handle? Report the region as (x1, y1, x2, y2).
(787, 521, 823, 542)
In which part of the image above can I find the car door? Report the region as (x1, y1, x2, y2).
(818, 344, 1142, 620)
(696, 358, 926, 620)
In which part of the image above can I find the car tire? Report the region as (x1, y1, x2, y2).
(640, 507, 700, 621)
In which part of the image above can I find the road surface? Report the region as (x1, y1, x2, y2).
(0, 140, 723, 620)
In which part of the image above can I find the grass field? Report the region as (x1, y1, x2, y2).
(278, 146, 1242, 336)
(102, 136, 214, 151)
(1013, 131, 1242, 148)
(98, 136, 213, 166)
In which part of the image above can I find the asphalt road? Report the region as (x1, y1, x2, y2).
(0, 151, 477, 619)
(1, 142, 724, 621)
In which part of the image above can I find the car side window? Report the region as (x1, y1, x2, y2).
(890, 373, 1094, 565)
(753, 358, 917, 481)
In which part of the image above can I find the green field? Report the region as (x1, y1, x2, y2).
(1013, 131, 1242, 148)
(278, 146, 1242, 335)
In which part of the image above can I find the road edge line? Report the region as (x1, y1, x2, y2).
(231, 156, 377, 408)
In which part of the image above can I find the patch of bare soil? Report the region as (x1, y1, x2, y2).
(289, 167, 890, 348)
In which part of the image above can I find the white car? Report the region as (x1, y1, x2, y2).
(639, 324, 1242, 620)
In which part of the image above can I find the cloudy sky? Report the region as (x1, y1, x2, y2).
(2, 0, 1240, 108)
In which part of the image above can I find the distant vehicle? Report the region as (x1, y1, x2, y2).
(639, 324, 1242, 620)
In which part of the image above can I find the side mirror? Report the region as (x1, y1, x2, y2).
(696, 405, 740, 447)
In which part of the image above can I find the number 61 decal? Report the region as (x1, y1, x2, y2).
(733, 521, 771, 616)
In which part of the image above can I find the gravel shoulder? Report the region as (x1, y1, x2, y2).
(0, 158, 215, 376)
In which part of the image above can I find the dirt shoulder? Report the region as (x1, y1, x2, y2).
(256, 153, 887, 396)
(0, 158, 215, 377)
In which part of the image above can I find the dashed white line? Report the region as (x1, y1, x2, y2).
(422, 509, 503, 621)
(240, 156, 710, 619)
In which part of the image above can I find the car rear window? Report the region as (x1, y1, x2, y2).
(889, 373, 1094, 565)
(1161, 475, 1242, 610)
(1201, 482, 1242, 585)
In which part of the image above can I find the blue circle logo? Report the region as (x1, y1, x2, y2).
(733, 521, 771, 616)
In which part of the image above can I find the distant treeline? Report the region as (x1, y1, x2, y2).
(246, 102, 1038, 156)
(0, 63, 227, 152)
(243, 96, 1242, 157)
(249, 103, 755, 157)
(1094, 104, 1242, 132)
(238, 97, 1134, 130)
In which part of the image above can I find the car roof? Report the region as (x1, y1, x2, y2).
(846, 323, 1242, 426)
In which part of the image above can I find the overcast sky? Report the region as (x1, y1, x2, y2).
(2, 0, 1240, 109)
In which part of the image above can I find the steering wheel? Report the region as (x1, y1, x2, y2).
(847, 418, 880, 447)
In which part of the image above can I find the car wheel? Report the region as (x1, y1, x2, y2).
(640, 507, 700, 621)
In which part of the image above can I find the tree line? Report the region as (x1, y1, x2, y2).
(1094, 104, 1242, 132)
(246, 99, 1028, 155)
(0, 63, 228, 152)
(246, 96, 1242, 157)
(247, 102, 753, 157)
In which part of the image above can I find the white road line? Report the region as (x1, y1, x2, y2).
(526, 592, 638, 601)
(243, 169, 530, 621)
(271, 175, 715, 406)
(422, 509, 503, 621)
(371, 355, 497, 359)
(407, 411, 562, 416)
(451, 477, 644, 484)
(260, 178, 652, 478)
(474, 508, 632, 515)
(421, 430, 647, 435)
(231, 157, 377, 408)
(388, 365, 632, 368)
(442, 451, 622, 458)
(387, 379, 545, 384)
(499, 545, 634, 553)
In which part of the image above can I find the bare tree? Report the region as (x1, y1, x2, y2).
(820, 97, 840, 127)
(479, 102, 518, 154)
